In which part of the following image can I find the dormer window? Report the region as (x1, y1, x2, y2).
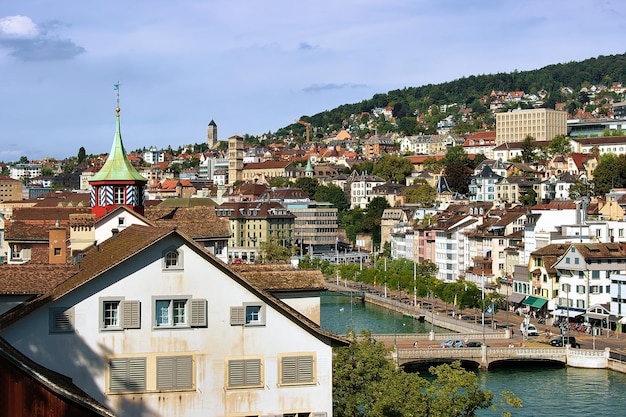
(162, 248, 184, 270)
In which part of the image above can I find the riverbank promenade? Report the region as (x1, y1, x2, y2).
(325, 279, 626, 353)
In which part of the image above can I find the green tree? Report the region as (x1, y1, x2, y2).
(269, 176, 292, 188)
(404, 182, 436, 206)
(373, 154, 415, 183)
(313, 183, 349, 211)
(41, 167, 54, 176)
(259, 239, 291, 263)
(294, 177, 320, 198)
(333, 334, 519, 417)
(444, 146, 470, 166)
(547, 135, 572, 156)
(521, 135, 536, 163)
(18, 156, 29, 164)
(77, 146, 87, 164)
(568, 178, 594, 199)
(593, 153, 626, 195)
(444, 161, 471, 195)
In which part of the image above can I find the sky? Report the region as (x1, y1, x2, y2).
(1, 1, 625, 161)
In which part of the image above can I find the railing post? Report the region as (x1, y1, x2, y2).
(481, 344, 488, 369)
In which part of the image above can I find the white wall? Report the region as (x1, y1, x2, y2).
(1, 237, 334, 416)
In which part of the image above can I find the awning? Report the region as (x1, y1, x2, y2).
(508, 293, 526, 304)
(552, 308, 585, 318)
(585, 312, 608, 321)
(523, 296, 548, 309)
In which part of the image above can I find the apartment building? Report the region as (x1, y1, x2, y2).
(0, 176, 22, 202)
(495, 108, 567, 145)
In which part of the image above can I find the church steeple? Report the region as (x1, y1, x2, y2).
(89, 84, 148, 218)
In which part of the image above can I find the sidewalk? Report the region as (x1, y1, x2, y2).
(327, 279, 626, 352)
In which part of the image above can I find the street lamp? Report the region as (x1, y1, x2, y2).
(482, 272, 486, 347)
(413, 260, 417, 308)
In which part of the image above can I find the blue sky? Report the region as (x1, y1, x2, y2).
(1, 0, 625, 161)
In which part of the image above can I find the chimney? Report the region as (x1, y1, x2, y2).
(49, 224, 67, 264)
(111, 228, 119, 237)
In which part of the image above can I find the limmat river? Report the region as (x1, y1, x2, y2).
(321, 292, 626, 416)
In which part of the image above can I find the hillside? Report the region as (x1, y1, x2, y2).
(276, 52, 626, 139)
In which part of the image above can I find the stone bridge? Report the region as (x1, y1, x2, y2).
(395, 346, 609, 370)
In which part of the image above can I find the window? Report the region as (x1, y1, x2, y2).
(54, 247, 62, 256)
(592, 270, 600, 279)
(280, 355, 315, 385)
(49, 307, 74, 333)
(163, 250, 182, 269)
(118, 216, 126, 226)
(227, 358, 262, 388)
(113, 186, 125, 204)
(230, 303, 266, 326)
(153, 297, 206, 328)
(157, 355, 193, 390)
(100, 298, 141, 330)
(574, 258, 579, 265)
(109, 357, 146, 393)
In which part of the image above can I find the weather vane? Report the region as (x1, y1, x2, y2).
(113, 81, 121, 109)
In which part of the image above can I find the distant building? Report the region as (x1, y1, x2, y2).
(9, 163, 42, 181)
(496, 108, 567, 145)
(0, 176, 22, 203)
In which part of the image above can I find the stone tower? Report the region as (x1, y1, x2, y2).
(207, 119, 218, 148)
(228, 135, 244, 185)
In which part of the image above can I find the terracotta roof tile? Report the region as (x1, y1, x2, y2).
(0, 264, 78, 294)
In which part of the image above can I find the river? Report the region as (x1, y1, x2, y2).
(321, 292, 626, 416)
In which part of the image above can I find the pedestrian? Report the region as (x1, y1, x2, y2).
(413, 341, 418, 348)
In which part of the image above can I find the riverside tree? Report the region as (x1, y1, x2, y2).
(333, 333, 521, 417)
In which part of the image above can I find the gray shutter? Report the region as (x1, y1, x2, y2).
(158, 356, 193, 390)
(230, 306, 245, 325)
(282, 357, 298, 384)
(157, 357, 174, 389)
(122, 300, 141, 329)
(297, 356, 314, 383)
(228, 359, 245, 387)
(110, 357, 146, 392)
(190, 299, 207, 327)
(245, 358, 261, 386)
(175, 355, 193, 389)
(282, 356, 313, 384)
(312, 413, 328, 417)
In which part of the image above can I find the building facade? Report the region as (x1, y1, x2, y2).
(495, 108, 567, 145)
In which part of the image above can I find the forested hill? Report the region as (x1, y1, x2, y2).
(278, 52, 626, 137)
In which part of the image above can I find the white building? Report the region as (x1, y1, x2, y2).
(9, 163, 42, 180)
(553, 242, 626, 311)
(0, 225, 344, 416)
(143, 147, 165, 165)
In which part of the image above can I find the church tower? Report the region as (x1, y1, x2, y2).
(89, 97, 147, 218)
(207, 119, 218, 148)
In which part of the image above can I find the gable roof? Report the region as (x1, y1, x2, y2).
(0, 337, 115, 416)
(0, 225, 346, 346)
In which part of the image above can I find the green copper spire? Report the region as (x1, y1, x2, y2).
(90, 104, 147, 182)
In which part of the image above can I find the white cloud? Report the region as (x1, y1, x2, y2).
(0, 14, 84, 61)
(0, 15, 39, 38)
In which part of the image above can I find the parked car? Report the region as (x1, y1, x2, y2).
(550, 335, 580, 348)
(440, 339, 464, 348)
(465, 341, 485, 347)
(520, 323, 539, 336)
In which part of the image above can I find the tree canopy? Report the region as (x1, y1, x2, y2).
(372, 154, 415, 183)
(333, 333, 520, 417)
